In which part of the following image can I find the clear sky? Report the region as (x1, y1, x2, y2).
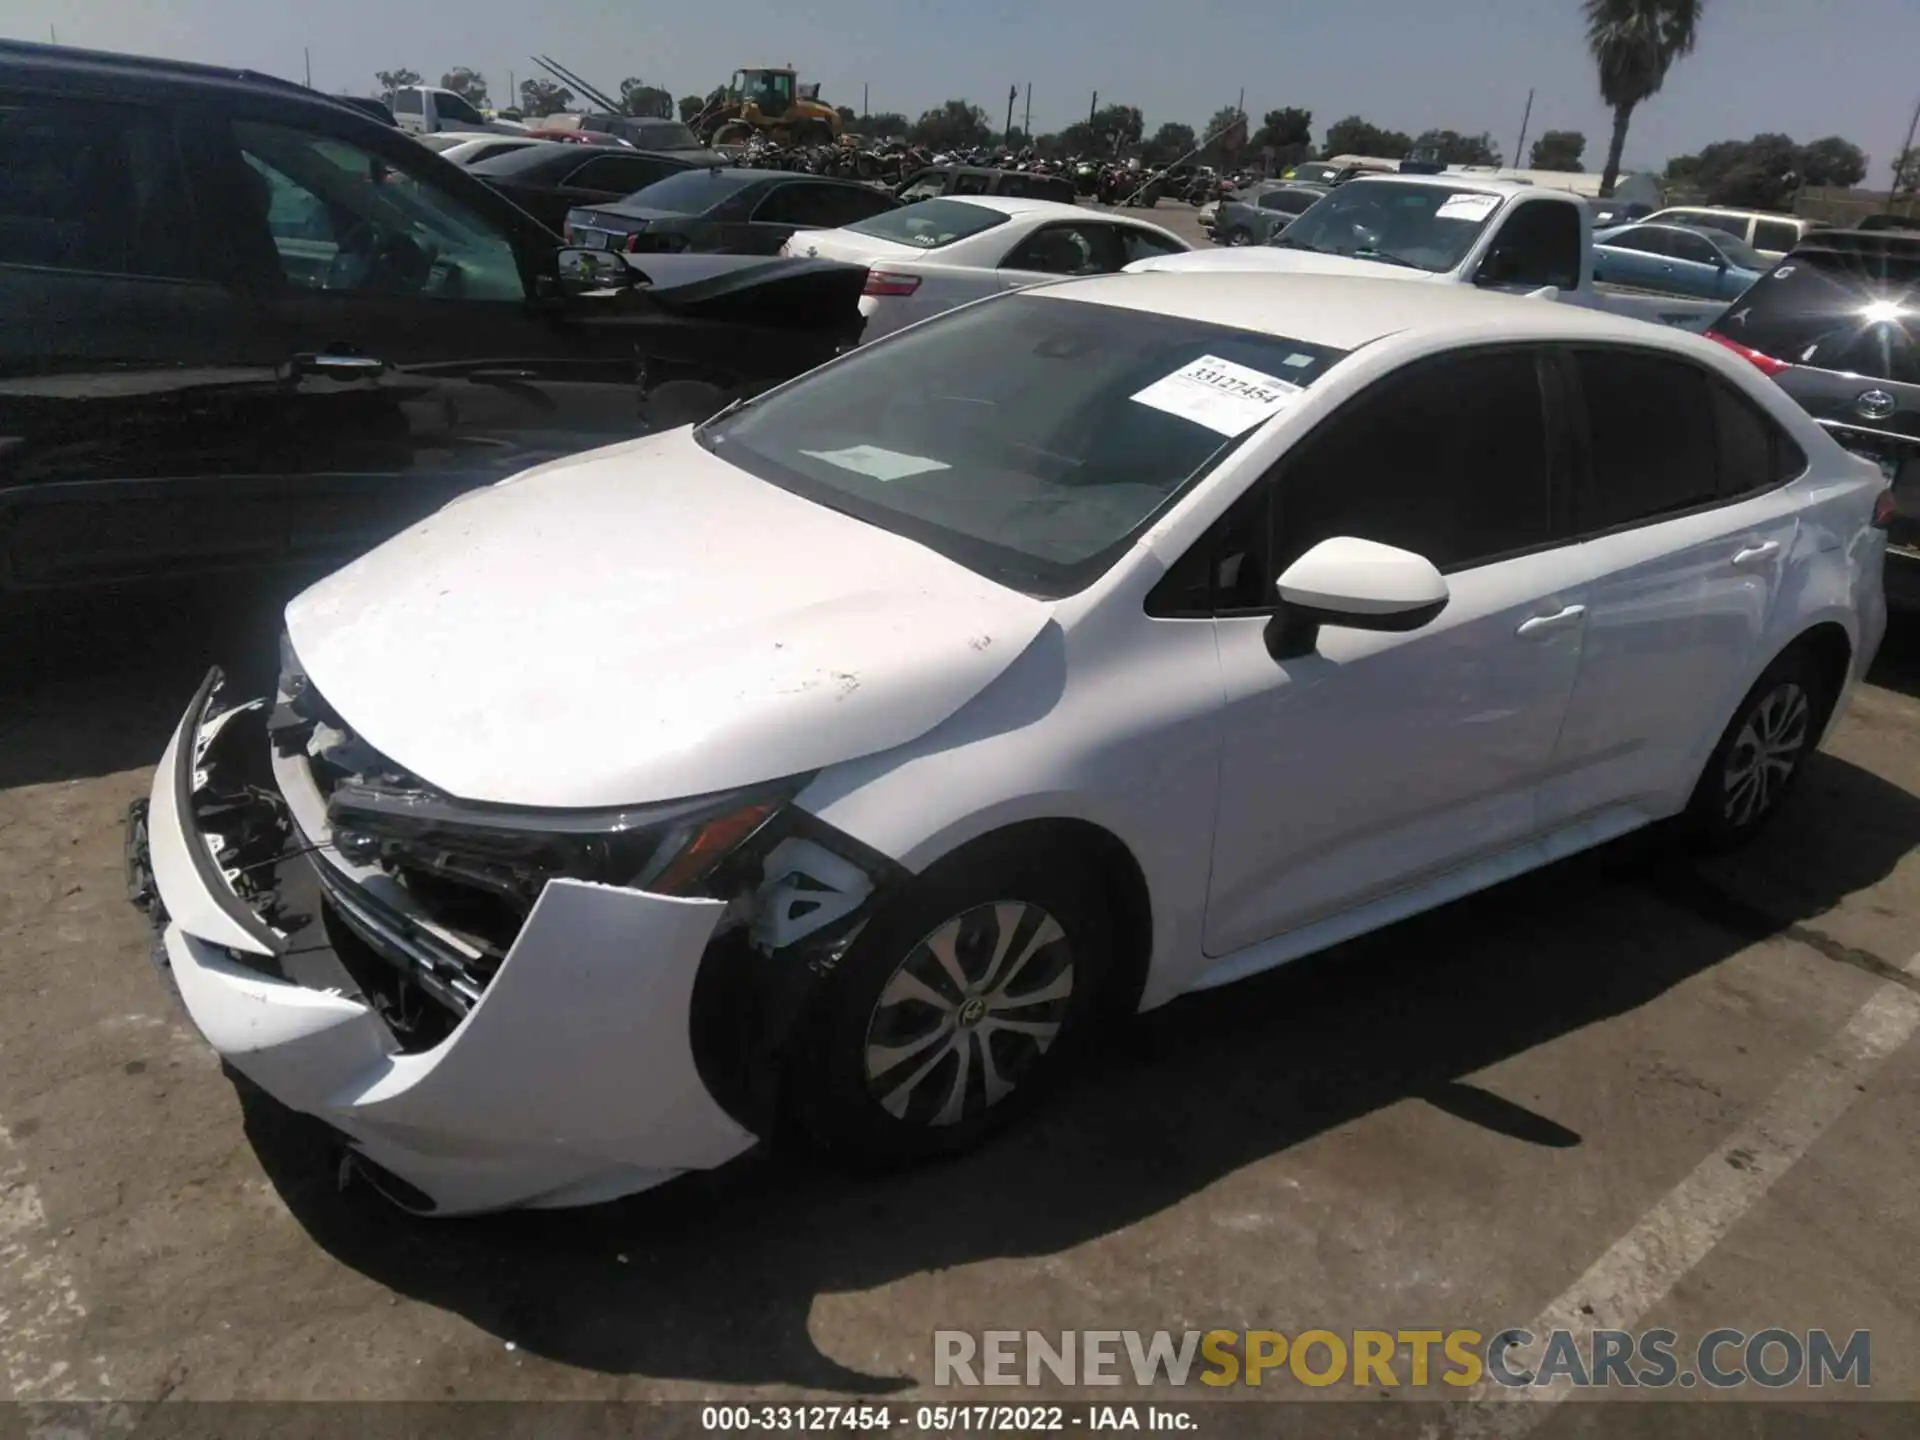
(7, 0, 1917, 179)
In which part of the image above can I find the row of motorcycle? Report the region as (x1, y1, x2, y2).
(717, 134, 1258, 207)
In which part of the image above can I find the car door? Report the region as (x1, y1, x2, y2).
(0, 84, 301, 591)
(1535, 346, 1806, 831)
(1664, 228, 1730, 298)
(1181, 347, 1589, 956)
(211, 110, 655, 565)
(1593, 226, 1671, 288)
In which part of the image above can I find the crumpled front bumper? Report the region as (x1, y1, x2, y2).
(132, 668, 757, 1214)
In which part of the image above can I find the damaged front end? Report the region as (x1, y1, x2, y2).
(127, 643, 908, 1213)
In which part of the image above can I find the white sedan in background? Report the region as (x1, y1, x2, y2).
(785, 196, 1191, 342)
(135, 275, 1887, 1214)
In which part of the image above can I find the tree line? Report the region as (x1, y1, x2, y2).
(374, 0, 1917, 207)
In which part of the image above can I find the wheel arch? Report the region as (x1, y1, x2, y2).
(901, 816, 1155, 1022)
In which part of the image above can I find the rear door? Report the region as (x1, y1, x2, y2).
(209, 110, 653, 566)
(1663, 227, 1732, 298)
(1593, 225, 1673, 288)
(1536, 346, 1808, 829)
(0, 84, 299, 591)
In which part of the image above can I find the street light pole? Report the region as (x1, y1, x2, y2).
(1890, 90, 1920, 207)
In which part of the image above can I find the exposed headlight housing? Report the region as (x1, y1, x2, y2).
(326, 776, 807, 909)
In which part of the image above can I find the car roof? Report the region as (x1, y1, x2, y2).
(0, 38, 371, 121)
(1034, 272, 1692, 352)
(933, 196, 1091, 219)
(1340, 173, 1534, 197)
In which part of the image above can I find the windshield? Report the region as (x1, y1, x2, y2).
(699, 293, 1348, 597)
(847, 198, 1009, 249)
(631, 120, 702, 150)
(1269, 180, 1500, 272)
(1712, 232, 1771, 271)
(617, 167, 760, 213)
(1715, 248, 1920, 384)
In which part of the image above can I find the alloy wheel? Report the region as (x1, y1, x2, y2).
(862, 901, 1075, 1127)
(1723, 681, 1810, 827)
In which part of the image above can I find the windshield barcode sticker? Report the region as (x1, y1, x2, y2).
(1435, 193, 1500, 222)
(1130, 355, 1302, 437)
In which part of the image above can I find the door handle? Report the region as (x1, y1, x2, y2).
(292, 352, 387, 380)
(1732, 540, 1781, 568)
(1516, 604, 1587, 638)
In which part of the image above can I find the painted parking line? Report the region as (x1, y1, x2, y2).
(1452, 947, 1920, 1436)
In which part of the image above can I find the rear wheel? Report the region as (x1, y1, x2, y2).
(1224, 225, 1254, 246)
(1681, 646, 1830, 850)
(789, 841, 1110, 1166)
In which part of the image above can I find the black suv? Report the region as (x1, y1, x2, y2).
(1708, 230, 1920, 606)
(0, 42, 867, 597)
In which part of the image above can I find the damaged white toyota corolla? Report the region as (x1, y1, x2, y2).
(132, 273, 1887, 1214)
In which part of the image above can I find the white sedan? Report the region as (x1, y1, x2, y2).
(784, 195, 1191, 342)
(135, 274, 1887, 1213)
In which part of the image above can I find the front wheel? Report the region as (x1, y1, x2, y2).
(1680, 647, 1829, 850)
(788, 842, 1111, 1166)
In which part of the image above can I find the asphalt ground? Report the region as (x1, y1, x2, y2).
(3, 526, 1918, 1425)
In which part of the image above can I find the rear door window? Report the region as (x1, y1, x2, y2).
(563, 153, 680, 195)
(1003, 222, 1121, 275)
(1571, 348, 1721, 530)
(1667, 229, 1721, 265)
(1713, 247, 1920, 384)
(0, 92, 202, 279)
(1752, 219, 1801, 253)
(1710, 379, 1807, 498)
(1604, 227, 1671, 255)
(1481, 201, 1582, 289)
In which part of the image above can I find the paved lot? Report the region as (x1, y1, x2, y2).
(4, 579, 1920, 1417)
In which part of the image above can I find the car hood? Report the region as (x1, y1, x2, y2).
(284, 429, 1053, 809)
(1124, 247, 1451, 281)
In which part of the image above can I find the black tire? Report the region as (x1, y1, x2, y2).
(1680, 645, 1830, 851)
(1224, 225, 1254, 247)
(788, 839, 1112, 1167)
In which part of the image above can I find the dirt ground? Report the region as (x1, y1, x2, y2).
(4, 575, 1920, 1424)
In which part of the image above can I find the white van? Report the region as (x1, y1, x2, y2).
(390, 86, 527, 137)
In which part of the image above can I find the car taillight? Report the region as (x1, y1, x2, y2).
(625, 233, 644, 252)
(864, 270, 922, 297)
(1705, 329, 1790, 379)
(1874, 486, 1897, 531)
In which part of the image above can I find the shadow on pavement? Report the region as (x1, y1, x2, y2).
(234, 749, 1920, 1391)
(0, 575, 311, 789)
(1867, 612, 1920, 702)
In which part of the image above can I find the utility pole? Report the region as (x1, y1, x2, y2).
(1236, 87, 1245, 117)
(49, 24, 56, 42)
(1513, 87, 1534, 170)
(1890, 90, 1920, 207)
(1090, 91, 1098, 126)
(1023, 83, 1031, 139)
(304, 47, 312, 88)
(509, 70, 517, 108)
(1005, 84, 1018, 143)
(863, 82, 869, 119)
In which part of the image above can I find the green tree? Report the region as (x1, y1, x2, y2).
(1251, 107, 1313, 169)
(1201, 105, 1248, 164)
(836, 105, 859, 128)
(909, 99, 993, 150)
(1529, 129, 1587, 170)
(618, 78, 673, 118)
(374, 67, 421, 103)
(519, 78, 573, 117)
(1004, 125, 1034, 150)
(1147, 121, 1197, 165)
(865, 111, 911, 139)
(1797, 135, 1866, 188)
(1412, 128, 1502, 165)
(1584, 0, 1705, 198)
(678, 93, 707, 123)
(438, 68, 488, 107)
(1069, 104, 1144, 156)
(1322, 115, 1413, 159)
(1895, 145, 1920, 195)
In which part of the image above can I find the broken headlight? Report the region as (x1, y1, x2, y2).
(326, 777, 807, 910)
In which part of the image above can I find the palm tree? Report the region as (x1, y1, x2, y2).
(1583, 0, 1705, 196)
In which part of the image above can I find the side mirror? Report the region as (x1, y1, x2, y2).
(557, 246, 636, 294)
(1267, 536, 1449, 659)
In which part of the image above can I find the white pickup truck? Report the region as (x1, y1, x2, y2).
(1127, 175, 1725, 333)
(391, 85, 528, 137)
